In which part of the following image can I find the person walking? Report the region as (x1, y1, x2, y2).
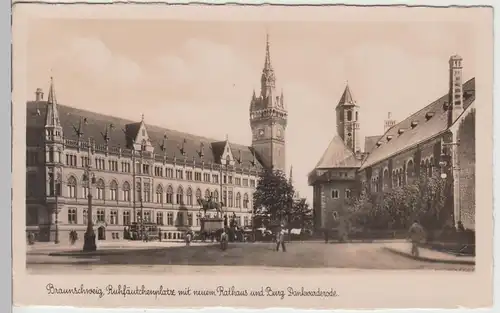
(408, 220, 425, 257)
(185, 231, 192, 246)
(276, 226, 286, 252)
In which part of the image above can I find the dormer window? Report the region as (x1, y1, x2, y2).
(386, 135, 393, 141)
(142, 129, 146, 136)
(376, 141, 382, 147)
(425, 112, 435, 121)
(411, 121, 419, 128)
(398, 128, 405, 135)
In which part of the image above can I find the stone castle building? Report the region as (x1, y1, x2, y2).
(309, 55, 476, 232)
(26, 35, 288, 242)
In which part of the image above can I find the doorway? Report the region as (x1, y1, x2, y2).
(97, 226, 106, 240)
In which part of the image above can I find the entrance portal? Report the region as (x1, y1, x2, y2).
(97, 226, 106, 240)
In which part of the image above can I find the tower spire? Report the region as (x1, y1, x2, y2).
(289, 165, 293, 184)
(45, 76, 60, 128)
(260, 31, 276, 102)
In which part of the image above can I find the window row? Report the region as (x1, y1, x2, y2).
(64, 176, 253, 209)
(331, 189, 351, 199)
(66, 208, 251, 227)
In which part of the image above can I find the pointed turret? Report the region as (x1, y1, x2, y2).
(260, 32, 276, 105)
(45, 77, 61, 128)
(289, 165, 293, 184)
(337, 83, 356, 107)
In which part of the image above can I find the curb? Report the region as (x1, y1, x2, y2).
(49, 247, 170, 257)
(383, 247, 475, 265)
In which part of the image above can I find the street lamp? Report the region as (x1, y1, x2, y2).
(82, 164, 97, 251)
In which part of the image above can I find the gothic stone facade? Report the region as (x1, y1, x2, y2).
(26, 36, 288, 242)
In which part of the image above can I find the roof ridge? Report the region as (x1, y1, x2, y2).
(385, 77, 475, 133)
(29, 102, 252, 148)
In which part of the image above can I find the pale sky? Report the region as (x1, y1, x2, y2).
(26, 16, 478, 202)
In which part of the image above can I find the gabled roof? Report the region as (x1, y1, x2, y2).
(360, 77, 475, 171)
(313, 135, 362, 169)
(364, 135, 382, 153)
(337, 84, 356, 107)
(27, 102, 263, 170)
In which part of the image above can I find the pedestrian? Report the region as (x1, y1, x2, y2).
(158, 229, 162, 242)
(408, 219, 425, 257)
(220, 229, 228, 251)
(185, 231, 192, 246)
(276, 226, 286, 252)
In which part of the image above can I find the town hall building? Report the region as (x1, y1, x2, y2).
(26, 35, 289, 242)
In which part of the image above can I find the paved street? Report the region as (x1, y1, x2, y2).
(26, 241, 474, 274)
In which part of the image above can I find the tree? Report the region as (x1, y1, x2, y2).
(253, 168, 295, 228)
(346, 170, 447, 232)
(290, 198, 313, 230)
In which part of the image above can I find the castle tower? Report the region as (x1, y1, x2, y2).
(249, 33, 288, 172)
(449, 55, 464, 125)
(335, 83, 360, 153)
(384, 112, 396, 132)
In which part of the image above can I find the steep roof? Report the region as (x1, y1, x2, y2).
(27, 101, 263, 170)
(313, 135, 362, 169)
(360, 77, 475, 170)
(337, 84, 356, 107)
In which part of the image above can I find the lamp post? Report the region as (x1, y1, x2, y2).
(82, 163, 97, 251)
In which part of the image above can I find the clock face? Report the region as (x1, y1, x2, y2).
(258, 129, 265, 137)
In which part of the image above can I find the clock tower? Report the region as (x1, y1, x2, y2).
(249, 33, 287, 172)
(336, 83, 361, 153)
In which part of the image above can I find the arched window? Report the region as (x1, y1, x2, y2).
(213, 190, 219, 203)
(166, 186, 173, 204)
(67, 176, 77, 198)
(383, 169, 390, 191)
(176, 186, 184, 205)
(156, 184, 163, 204)
(123, 182, 131, 201)
(243, 193, 249, 209)
(331, 190, 339, 199)
(425, 159, 430, 177)
(228, 191, 233, 207)
(110, 180, 118, 201)
(347, 110, 352, 121)
(83, 209, 88, 225)
(236, 192, 241, 208)
(407, 160, 415, 182)
(136, 182, 141, 202)
(196, 188, 202, 200)
(186, 187, 193, 206)
(96, 179, 105, 200)
(205, 189, 211, 200)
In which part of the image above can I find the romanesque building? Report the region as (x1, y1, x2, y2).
(310, 55, 476, 233)
(308, 83, 366, 230)
(26, 35, 288, 242)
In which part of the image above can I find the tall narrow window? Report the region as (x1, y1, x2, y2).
(156, 185, 163, 204)
(110, 180, 118, 201)
(176, 186, 184, 205)
(186, 188, 193, 206)
(123, 182, 131, 201)
(166, 186, 173, 204)
(96, 179, 105, 200)
(67, 176, 77, 198)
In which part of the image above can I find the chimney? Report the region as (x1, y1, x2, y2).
(449, 55, 464, 126)
(384, 112, 396, 132)
(35, 88, 44, 101)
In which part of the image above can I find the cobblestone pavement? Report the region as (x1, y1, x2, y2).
(26, 241, 474, 274)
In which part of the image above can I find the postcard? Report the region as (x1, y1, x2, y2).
(12, 2, 493, 309)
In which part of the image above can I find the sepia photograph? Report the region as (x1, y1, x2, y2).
(12, 3, 493, 309)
